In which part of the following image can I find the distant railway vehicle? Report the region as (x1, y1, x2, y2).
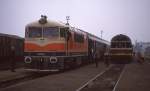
(24, 15, 109, 71)
(0, 33, 24, 70)
(144, 46, 150, 60)
(107, 34, 133, 63)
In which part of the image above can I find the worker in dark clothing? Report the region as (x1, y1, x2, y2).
(104, 53, 110, 67)
(94, 52, 98, 68)
(10, 46, 16, 72)
(137, 52, 144, 64)
(91, 48, 94, 61)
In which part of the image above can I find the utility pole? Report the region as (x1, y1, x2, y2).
(65, 16, 70, 56)
(101, 30, 103, 39)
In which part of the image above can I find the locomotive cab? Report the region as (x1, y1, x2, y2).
(24, 16, 71, 71)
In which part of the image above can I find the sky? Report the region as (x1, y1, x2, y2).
(0, 0, 150, 43)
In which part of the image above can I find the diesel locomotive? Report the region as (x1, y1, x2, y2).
(24, 15, 109, 71)
(108, 34, 133, 63)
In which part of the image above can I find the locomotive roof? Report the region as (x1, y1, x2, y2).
(111, 34, 131, 42)
(26, 19, 69, 28)
(26, 17, 109, 45)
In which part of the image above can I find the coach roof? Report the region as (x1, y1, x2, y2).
(111, 34, 131, 42)
(0, 33, 23, 39)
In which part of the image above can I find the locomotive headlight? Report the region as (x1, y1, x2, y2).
(49, 57, 58, 64)
(24, 56, 32, 63)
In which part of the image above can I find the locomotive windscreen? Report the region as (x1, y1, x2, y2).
(28, 27, 42, 38)
(27, 27, 59, 38)
(43, 27, 59, 38)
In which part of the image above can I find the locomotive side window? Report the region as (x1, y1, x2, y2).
(60, 28, 72, 41)
(43, 27, 59, 38)
(28, 27, 42, 38)
(60, 28, 66, 38)
(74, 33, 84, 43)
(25, 28, 29, 38)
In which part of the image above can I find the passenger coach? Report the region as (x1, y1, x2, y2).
(24, 15, 109, 71)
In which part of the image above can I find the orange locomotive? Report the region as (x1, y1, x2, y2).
(24, 15, 109, 71)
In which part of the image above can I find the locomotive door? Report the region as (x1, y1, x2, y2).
(60, 28, 71, 56)
(88, 39, 95, 60)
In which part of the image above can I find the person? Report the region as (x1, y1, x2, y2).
(91, 48, 94, 60)
(137, 52, 144, 64)
(10, 46, 16, 72)
(94, 52, 98, 68)
(104, 53, 110, 67)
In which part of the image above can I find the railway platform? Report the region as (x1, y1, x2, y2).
(0, 62, 109, 91)
(115, 61, 150, 91)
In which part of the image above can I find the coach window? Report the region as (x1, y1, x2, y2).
(28, 27, 42, 38)
(111, 42, 115, 48)
(120, 42, 123, 48)
(124, 42, 126, 48)
(112, 42, 117, 48)
(126, 42, 129, 48)
(127, 42, 131, 48)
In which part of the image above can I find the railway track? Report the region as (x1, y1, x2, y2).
(76, 64, 125, 91)
(0, 72, 52, 88)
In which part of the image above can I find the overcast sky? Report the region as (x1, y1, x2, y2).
(0, 0, 150, 43)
